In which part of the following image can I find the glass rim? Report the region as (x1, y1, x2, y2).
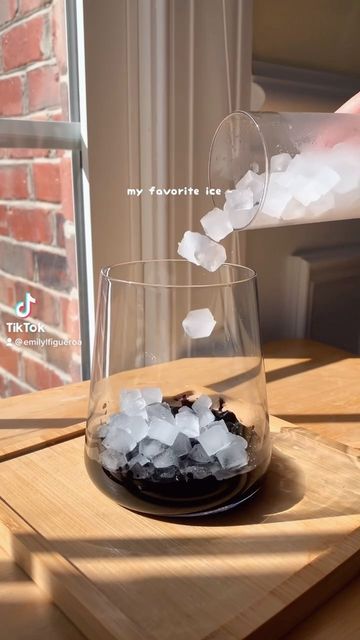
(100, 259, 257, 288)
(208, 109, 269, 228)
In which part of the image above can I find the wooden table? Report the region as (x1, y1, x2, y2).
(0, 340, 359, 639)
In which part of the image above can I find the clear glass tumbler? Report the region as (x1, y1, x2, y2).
(85, 260, 271, 517)
(209, 111, 360, 230)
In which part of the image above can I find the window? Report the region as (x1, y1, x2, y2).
(0, 0, 92, 397)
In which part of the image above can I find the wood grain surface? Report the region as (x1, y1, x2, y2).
(1, 339, 359, 461)
(0, 416, 358, 640)
(0, 544, 85, 639)
(264, 340, 360, 450)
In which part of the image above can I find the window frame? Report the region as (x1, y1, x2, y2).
(0, 0, 94, 381)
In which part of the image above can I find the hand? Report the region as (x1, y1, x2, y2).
(336, 91, 360, 114)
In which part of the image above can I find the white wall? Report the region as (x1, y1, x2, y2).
(246, 219, 360, 342)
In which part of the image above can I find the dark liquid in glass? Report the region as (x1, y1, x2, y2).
(85, 402, 271, 517)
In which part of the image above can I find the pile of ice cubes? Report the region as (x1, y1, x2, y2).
(99, 387, 249, 482)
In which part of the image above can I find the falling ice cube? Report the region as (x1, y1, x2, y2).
(225, 203, 256, 230)
(177, 230, 202, 265)
(200, 207, 233, 242)
(178, 231, 226, 272)
(125, 416, 149, 442)
(175, 407, 200, 437)
(103, 428, 137, 455)
(172, 432, 192, 457)
(182, 308, 216, 339)
(198, 420, 232, 456)
(192, 395, 212, 413)
(139, 438, 168, 459)
(216, 439, 248, 469)
(99, 449, 127, 472)
(120, 389, 147, 416)
(153, 449, 179, 469)
(194, 236, 227, 272)
(140, 387, 162, 405)
(148, 417, 179, 445)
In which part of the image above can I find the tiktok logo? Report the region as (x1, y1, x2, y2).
(15, 292, 36, 318)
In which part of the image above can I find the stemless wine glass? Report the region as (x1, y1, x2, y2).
(85, 260, 271, 517)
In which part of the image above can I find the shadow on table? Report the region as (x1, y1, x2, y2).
(0, 418, 86, 430)
(276, 413, 360, 424)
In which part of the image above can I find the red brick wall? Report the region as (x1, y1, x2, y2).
(0, 0, 81, 397)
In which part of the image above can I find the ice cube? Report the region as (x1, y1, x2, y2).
(107, 412, 131, 431)
(175, 407, 200, 437)
(216, 440, 248, 469)
(281, 199, 307, 221)
(200, 207, 233, 242)
(198, 408, 216, 429)
(225, 203, 256, 230)
(120, 389, 146, 416)
(197, 420, 232, 456)
(139, 438, 168, 459)
(291, 175, 322, 207)
(99, 449, 127, 472)
(189, 443, 211, 463)
(292, 166, 340, 207)
(103, 428, 136, 455)
(125, 416, 149, 442)
(140, 387, 162, 405)
(194, 236, 227, 272)
(131, 463, 152, 479)
(178, 231, 226, 272)
(270, 152, 292, 173)
(172, 432, 192, 457)
(316, 166, 340, 196)
(190, 465, 212, 480)
(192, 395, 212, 413)
(147, 402, 175, 424)
(225, 187, 254, 209)
(309, 192, 335, 216)
(182, 308, 216, 339)
(128, 454, 150, 468)
(177, 230, 201, 265)
(332, 156, 360, 194)
(235, 170, 265, 202)
(262, 174, 293, 217)
(148, 417, 179, 445)
(152, 449, 179, 469)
